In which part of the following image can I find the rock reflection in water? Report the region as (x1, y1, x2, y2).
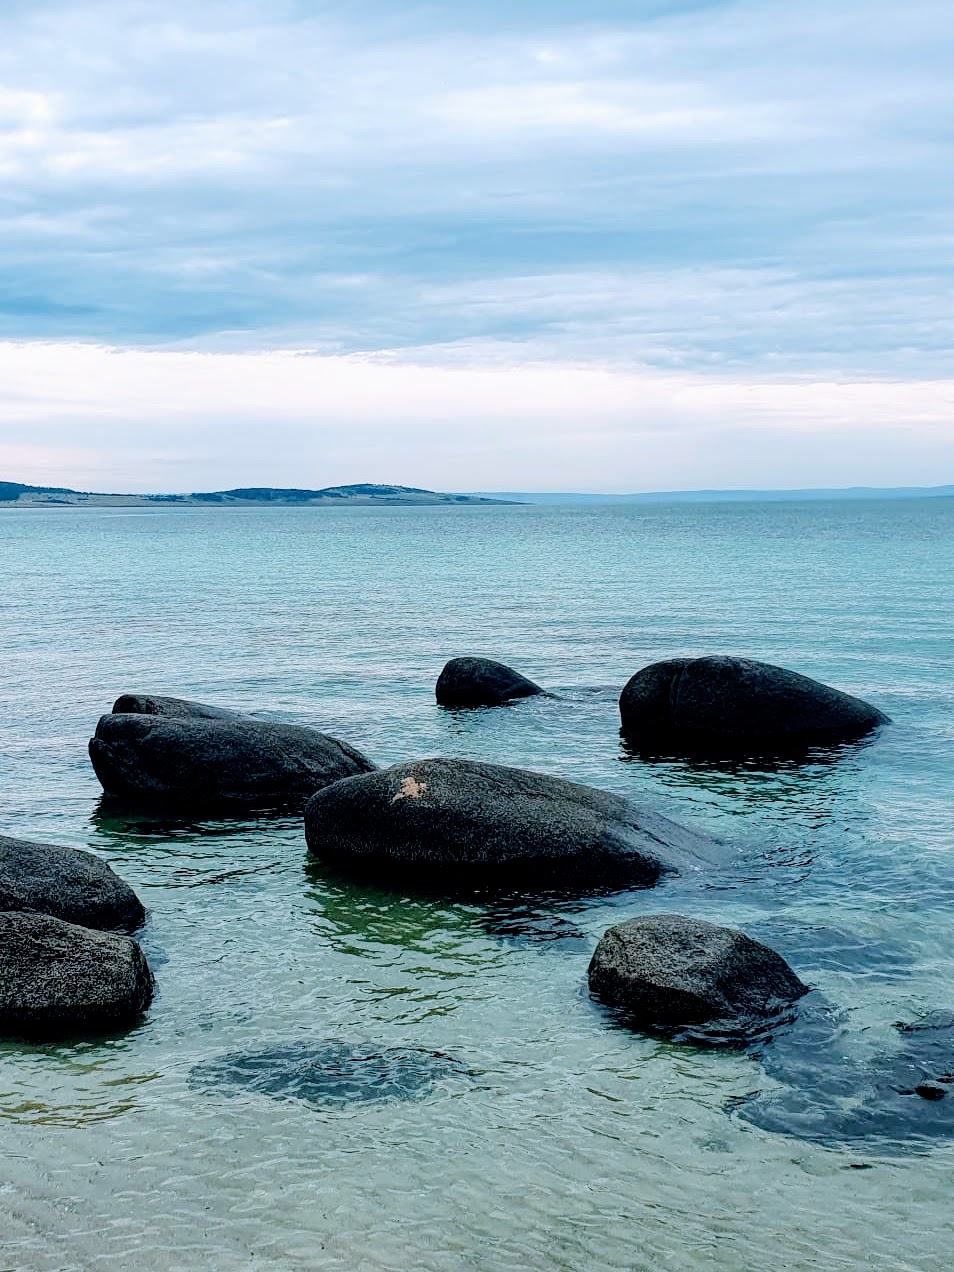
(189, 1040, 469, 1110)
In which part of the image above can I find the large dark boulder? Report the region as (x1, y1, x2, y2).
(304, 757, 720, 890)
(0, 835, 145, 931)
(112, 693, 242, 720)
(89, 714, 375, 808)
(435, 657, 545, 707)
(0, 911, 154, 1039)
(619, 655, 888, 755)
(588, 914, 808, 1040)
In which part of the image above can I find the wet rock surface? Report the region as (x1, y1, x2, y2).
(435, 657, 546, 707)
(619, 655, 888, 756)
(0, 834, 145, 931)
(89, 713, 376, 809)
(0, 910, 154, 1039)
(304, 757, 722, 891)
(588, 914, 809, 1041)
(112, 693, 244, 720)
(189, 1040, 468, 1110)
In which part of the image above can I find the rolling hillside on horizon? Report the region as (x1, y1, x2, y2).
(0, 481, 514, 507)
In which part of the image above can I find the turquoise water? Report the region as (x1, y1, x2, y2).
(1, 499, 953, 1270)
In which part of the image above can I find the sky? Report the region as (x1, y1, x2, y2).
(1, 0, 952, 493)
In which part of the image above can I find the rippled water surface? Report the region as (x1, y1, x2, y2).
(1, 499, 953, 1270)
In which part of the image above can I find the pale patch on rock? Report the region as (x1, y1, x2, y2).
(391, 775, 428, 803)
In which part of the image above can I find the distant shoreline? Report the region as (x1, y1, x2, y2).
(474, 485, 954, 505)
(3, 480, 953, 509)
(0, 482, 516, 509)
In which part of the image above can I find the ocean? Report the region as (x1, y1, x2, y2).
(1, 498, 953, 1270)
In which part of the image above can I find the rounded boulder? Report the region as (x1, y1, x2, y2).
(112, 693, 243, 720)
(588, 913, 808, 1039)
(0, 834, 145, 931)
(619, 655, 888, 755)
(89, 714, 376, 808)
(0, 911, 154, 1040)
(435, 657, 545, 708)
(304, 756, 720, 890)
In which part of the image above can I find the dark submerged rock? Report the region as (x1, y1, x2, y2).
(732, 1008, 954, 1153)
(588, 914, 808, 1041)
(89, 714, 375, 809)
(0, 834, 145, 931)
(435, 657, 545, 707)
(0, 911, 154, 1039)
(112, 693, 243, 720)
(619, 655, 888, 755)
(304, 757, 720, 891)
(189, 1041, 467, 1110)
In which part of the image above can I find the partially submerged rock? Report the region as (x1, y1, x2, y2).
(0, 834, 145, 931)
(0, 911, 154, 1039)
(112, 693, 243, 720)
(435, 657, 545, 707)
(89, 714, 375, 808)
(619, 655, 888, 755)
(588, 914, 808, 1040)
(304, 757, 719, 890)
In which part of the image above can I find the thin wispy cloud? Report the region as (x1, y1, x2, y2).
(0, 0, 951, 488)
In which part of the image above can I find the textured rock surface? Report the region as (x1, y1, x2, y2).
(435, 657, 545, 707)
(90, 713, 375, 808)
(112, 693, 243, 720)
(0, 911, 154, 1039)
(588, 914, 808, 1037)
(619, 655, 888, 754)
(304, 757, 720, 889)
(0, 835, 145, 931)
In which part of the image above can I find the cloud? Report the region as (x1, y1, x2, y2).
(1, 341, 951, 492)
(0, 0, 952, 486)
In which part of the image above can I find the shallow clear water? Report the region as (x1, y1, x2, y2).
(1, 499, 953, 1270)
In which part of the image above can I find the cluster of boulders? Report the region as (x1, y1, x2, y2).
(0, 835, 153, 1039)
(2, 654, 889, 1048)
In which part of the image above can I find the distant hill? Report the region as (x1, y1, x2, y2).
(0, 482, 514, 508)
(474, 486, 954, 505)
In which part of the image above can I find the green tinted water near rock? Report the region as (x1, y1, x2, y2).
(1, 499, 953, 1270)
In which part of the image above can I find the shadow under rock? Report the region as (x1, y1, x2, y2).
(90, 795, 302, 844)
(619, 727, 886, 768)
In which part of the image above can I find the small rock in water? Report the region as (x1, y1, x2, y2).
(619, 655, 889, 756)
(89, 713, 376, 809)
(0, 911, 154, 1040)
(189, 1041, 467, 1110)
(112, 693, 243, 720)
(435, 657, 545, 707)
(588, 914, 808, 1043)
(915, 1083, 946, 1101)
(0, 834, 145, 931)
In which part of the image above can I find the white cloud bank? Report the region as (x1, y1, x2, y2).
(2, 342, 951, 492)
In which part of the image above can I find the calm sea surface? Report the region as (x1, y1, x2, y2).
(1, 499, 953, 1270)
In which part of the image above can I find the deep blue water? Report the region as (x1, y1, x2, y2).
(1, 499, 953, 1271)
